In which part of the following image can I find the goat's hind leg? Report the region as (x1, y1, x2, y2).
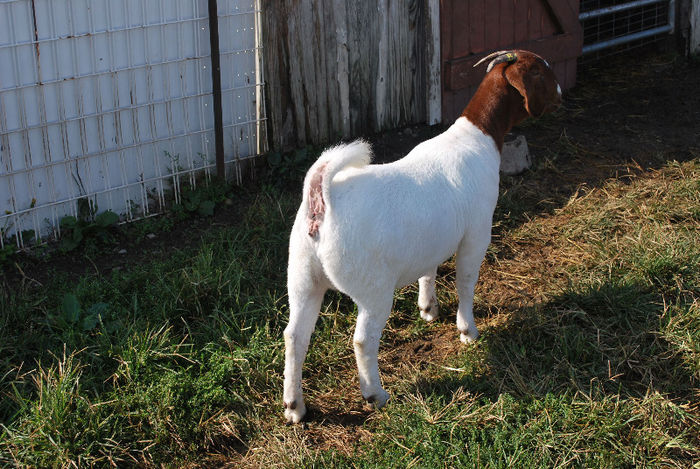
(283, 267, 327, 424)
(455, 233, 490, 343)
(418, 267, 439, 322)
(353, 291, 394, 409)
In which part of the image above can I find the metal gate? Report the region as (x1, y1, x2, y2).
(0, 0, 266, 249)
(580, 0, 676, 54)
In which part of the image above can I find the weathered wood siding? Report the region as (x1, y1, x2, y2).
(262, 1, 585, 149)
(262, 0, 437, 149)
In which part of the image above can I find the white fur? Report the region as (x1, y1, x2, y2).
(283, 117, 500, 423)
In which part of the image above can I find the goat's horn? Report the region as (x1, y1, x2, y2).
(473, 50, 510, 68)
(473, 50, 518, 73)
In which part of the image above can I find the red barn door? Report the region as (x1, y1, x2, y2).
(440, 0, 583, 122)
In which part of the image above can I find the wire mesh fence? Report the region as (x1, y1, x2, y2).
(580, 0, 675, 57)
(0, 0, 266, 249)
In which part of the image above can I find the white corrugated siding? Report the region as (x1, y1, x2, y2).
(0, 0, 266, 248)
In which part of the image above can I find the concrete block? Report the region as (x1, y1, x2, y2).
(500, 134, 531, 175)
(692, 0, 700, 54)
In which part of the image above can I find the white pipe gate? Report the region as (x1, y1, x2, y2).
(0, 0, 266, 249)
(580, 0, 676, 54)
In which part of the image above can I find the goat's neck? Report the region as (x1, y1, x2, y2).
(461, 73, 528, 153)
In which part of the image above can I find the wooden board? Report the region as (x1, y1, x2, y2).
(262, 0, 583, 148)
(262, 0, 435, 149)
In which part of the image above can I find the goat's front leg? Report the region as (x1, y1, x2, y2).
(455, 234, 490, 343)
(418, 268, 440, 322)
(283, 282, 326, 424)
(353, 293, 394, 408)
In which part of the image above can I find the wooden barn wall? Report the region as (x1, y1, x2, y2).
(262, 0, 435, 150)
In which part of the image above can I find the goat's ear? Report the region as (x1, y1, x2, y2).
(505, 64, 547, 117)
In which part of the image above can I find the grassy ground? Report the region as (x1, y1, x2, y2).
(1, 52, 699, 467)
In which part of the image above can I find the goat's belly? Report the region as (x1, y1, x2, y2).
(318, 223, 461, 295)
(393, 241, 457, 289)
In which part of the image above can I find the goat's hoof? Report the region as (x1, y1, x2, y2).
(419, 298, 439, 322)
(460, 329, 479, 344)
(284, 400, 306, 424)
(364, 389, 390, 409)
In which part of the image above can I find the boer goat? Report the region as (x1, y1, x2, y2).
(283, 50, 562, 423)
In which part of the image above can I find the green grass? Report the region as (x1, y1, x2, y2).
(1, 153, 699, 467)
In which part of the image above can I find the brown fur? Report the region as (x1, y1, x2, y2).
(462, 51, 561, 152)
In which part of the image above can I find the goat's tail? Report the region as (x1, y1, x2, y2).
(304, 140, 372, 237)
(318, 140, 372, 206)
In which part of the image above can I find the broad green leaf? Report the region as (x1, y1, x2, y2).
(61, 293, 81, 324)
(198, 200, 215, 217)
(95, 210, 119, 227)
(60, 216, 78, 229)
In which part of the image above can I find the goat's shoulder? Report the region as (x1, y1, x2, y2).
(401, 118, 498, 168)
(450, 117, 498, 147)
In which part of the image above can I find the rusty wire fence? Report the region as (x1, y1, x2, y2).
(0, 0, 266, 249)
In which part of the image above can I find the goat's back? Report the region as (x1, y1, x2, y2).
(313, 118, 501, 292)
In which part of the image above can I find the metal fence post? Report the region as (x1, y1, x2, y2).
(207, 0, 226, 181)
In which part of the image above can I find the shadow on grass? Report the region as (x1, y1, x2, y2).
(411, 281, 696, 407)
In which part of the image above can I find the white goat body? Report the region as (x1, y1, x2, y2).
(296, 119, 499, 296)
(283, 50, 562, 424)
(284, 119, 499, 423)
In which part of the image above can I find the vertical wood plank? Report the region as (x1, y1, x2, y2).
(440, 0, 454, 123)
(311, 1, 329, 143)
(451, 2, 470, 58)
(540, 0, 558, 36)
(470, 0, 486, 54)
(553, 60, 566, 85)
(529, 0, 544, 40)
(375, 0, 389, 130)
(333, 0, 351, 138)
(499, 0, 515, 48)
(565, 57, 577, 90)
(485, 0, 501, 51)
(320, 2, 341, 140)
(409, 0, 426, 126)
(514, 0, 529, 44)
(262, 0, 439, 147)
(261, 0, 295, 149)
(440, 0, 454, 69)
(348, 0, 377, 135)
(285, 1, 307, 145)
(426, 0, 441, 124)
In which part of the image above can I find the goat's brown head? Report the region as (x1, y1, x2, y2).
(463, 50, 562, 151)
(476, 49, 562, 118)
